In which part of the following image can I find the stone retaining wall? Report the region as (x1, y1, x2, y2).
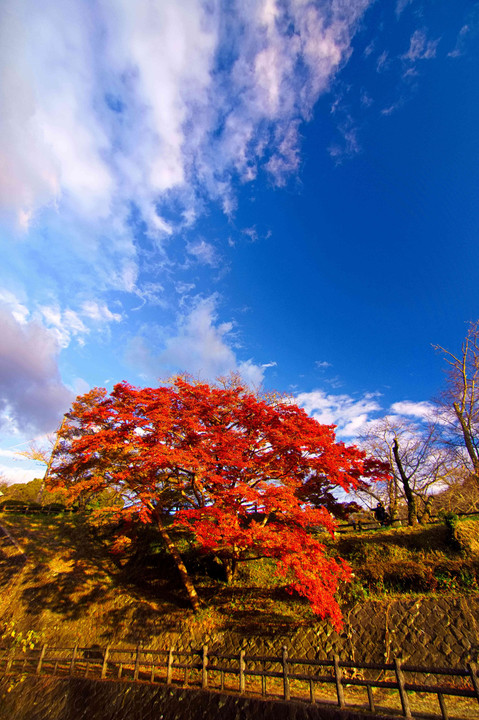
(136, 596, 479, 669)
(0, 676, 394, 720)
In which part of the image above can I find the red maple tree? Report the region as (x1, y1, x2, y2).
(48, 377, 388, 628)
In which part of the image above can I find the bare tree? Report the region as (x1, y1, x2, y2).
(16, 417, 67, 503)
(358, 415, 455, 525)
(433, 321, 479, 485)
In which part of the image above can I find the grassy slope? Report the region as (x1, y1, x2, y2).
(1, 513, 478, 648)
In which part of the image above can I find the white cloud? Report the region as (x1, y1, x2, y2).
(160, 297, 265, 386)
(389, 400, 436, 421)
(127, 295, 267, 388)
(39, 305, 88, 348)
(0, 463, 39, 485)
(0, 289, 29, 324)
(0, 305, 73, 434)
(0, 0, 374, 238)
(81, 301, 122, 324)
(0, 0, 113, 228)
(295, 388, 382, 438)
(37, 300, 121, 348)
(0, 449, 21, 460)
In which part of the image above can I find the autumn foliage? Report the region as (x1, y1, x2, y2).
(48, 377, 387, 628)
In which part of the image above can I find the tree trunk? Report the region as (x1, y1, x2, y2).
(222, 557, 237, 584)
(388, 476, 398, 523)
(392, 439, 417, 526)
(155, 514, 201, 612)
(418, 496, 432, 525)
(453, 403, 479, 487)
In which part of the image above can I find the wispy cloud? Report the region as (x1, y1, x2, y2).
(448, 5, 479, 59)
(402, 29, 440, 63)
(315, 360, 332, 370)
(376, 50, 390, 73)
(395, 0, 413, 19)
(186, 239, 219, 267)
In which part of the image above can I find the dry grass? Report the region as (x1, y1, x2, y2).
(0, 513, 315, 648)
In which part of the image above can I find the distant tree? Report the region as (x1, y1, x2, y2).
(433, 321, 479, 486)
(48, 377, 387, 627)
(0, 478, 64, 505)
(358, 416, 453, 525)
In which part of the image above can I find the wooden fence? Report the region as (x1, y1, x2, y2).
(0, 503, 72, 515)
(1, 643, 479, 719)
(334, 509, 479, 535)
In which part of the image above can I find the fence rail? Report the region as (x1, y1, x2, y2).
(1, 642, 478, 719)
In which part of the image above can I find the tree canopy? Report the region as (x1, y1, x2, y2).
(48, 377, 388, 628)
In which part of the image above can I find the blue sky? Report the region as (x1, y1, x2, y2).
(1, 0, 478, 483)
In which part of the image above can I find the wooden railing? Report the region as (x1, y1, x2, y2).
(1, 643, 478, 719)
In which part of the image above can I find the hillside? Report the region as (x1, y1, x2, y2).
(1, 512, 478, 650)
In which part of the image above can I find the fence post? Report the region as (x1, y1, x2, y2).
(69, 644, 78, 675)
(367, 684, 375, 712)
(101, 645, 110, 679)
(394, 656, 412, 719)
(133, 646, 140, 681)
(282, 646, 290, 701)
(437, 693, 449, 720)
(202, 644, 208, 689)
(239, 649, 245, 694)
(468, 662, 479, 704)
(36, 644, 47, 675)
(166, 646, 174, 685)
(333, 655, 345, 708)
